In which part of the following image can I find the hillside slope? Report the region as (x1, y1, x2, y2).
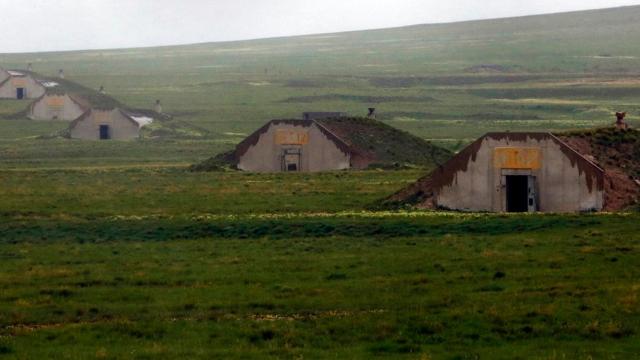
(1, 6, 640, 164)
(2, 6, 640, 75)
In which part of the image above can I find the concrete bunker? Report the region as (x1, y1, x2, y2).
(193, 116, 452, 173)
(235, 119, 352, 172)
(68, 109, 152, 141)
(0, 71, 45, 100)
(388, 132, 606, 213)
(28, 93, 87, 121)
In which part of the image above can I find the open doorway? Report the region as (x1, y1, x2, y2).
(16, 88, 24, 99)
(282, 148, 301, 172)
(506, 175, 529, 212)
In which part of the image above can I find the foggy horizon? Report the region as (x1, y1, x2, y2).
(1, 0, 640, 54)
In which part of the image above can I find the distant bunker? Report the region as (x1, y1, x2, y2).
(389, 132, 606, 213)
(28, 94, 86, 121)
(0, 71, 45, 100)
(0, 68, 158, 140)
(207, 117, 451, 173)
(69, 109, 153, 141)
(237, 119, 350, 172)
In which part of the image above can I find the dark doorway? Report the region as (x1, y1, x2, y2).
(282, 148, 301, 172)
(16, 88, 24, 99)
(99, 125, 110, 140)
(506, 175, 529, 212)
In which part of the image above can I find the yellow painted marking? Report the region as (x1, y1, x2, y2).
(275, 129, 309, 145)
(493, 147, 541, 169)
(47, 96, 65, 108)
(94, 111, 109, 122)
(11, 78, 26, 87)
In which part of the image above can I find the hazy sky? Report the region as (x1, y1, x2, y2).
(1, 0, 639, 53)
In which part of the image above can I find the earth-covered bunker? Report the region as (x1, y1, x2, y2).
(388, 132, 606, 213)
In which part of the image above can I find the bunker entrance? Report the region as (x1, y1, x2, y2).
(282, 148, 301, 172)
(99, 125, 111, 140)
(506, 175, 529, 212)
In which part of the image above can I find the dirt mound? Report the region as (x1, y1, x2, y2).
(316, 117, 451, 169)
(559, 128, 640, 211)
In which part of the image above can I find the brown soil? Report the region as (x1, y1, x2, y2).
(559, 129, 640, 211)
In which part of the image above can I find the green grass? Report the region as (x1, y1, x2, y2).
(1, 5, 640, 156)
(1, 6, 640, 358)
(0, 212, 638, 358)
(0, 167, 639, 358)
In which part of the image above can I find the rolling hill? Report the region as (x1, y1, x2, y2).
(0, 5, 639, 166)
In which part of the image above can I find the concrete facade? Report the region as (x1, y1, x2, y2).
(69, 109, 141, 140)
(28, 94, 87, 121)
(0, 68, 8, 83)
(237, 120, 351, 172)
(428, 133, 604, 213)
(0, 73, 45, 100)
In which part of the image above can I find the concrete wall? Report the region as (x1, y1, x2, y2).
(238, 122, 350, 172)
(435, 136, 604, 212)
(0, 69, 8, 83)
(0, 75, 45, 99)
(28, 94, 86, 121)
(70, 109, 140, 140)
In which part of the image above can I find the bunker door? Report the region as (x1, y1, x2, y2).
(527, 176, 537, 212)
(281, 148, 301, 172)
(505, 175, 537, 212)
(506, 175, 528, 212)
(99, 125, 111, 140)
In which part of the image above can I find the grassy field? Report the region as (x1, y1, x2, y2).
(1, 5, 640, 359)
(2, 5, 640, 157)
(0, 167, 639, 358)
(1, 208, 639, 358)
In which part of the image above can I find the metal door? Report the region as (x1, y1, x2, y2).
(527, 176, 537, 212)
(99, 125, 110, 140)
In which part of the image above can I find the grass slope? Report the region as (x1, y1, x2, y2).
(0, 5, 639, 160)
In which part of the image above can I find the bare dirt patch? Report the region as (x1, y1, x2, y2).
(559, 128, 640, 211)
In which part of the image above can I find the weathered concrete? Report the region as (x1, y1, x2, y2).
(0, 74, 45, 99)
(28, 94, 87, 121)
(0, 68, 8, 83)
(69, 109, 141, 140)
(429, 133, 604, 213)
(237, 120, 351, 172)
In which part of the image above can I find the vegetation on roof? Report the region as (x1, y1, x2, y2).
(7, 69, 123, 110)
(317, 117, 452, 168)
(192, 117, 452, 172)
(379, 127, 640, 211)
(41, 76, 122, 110)
(561, 127, 640, 178)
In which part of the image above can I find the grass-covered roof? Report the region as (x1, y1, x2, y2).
(192, 117, 453, 171)
(15, 69, 122, 110)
